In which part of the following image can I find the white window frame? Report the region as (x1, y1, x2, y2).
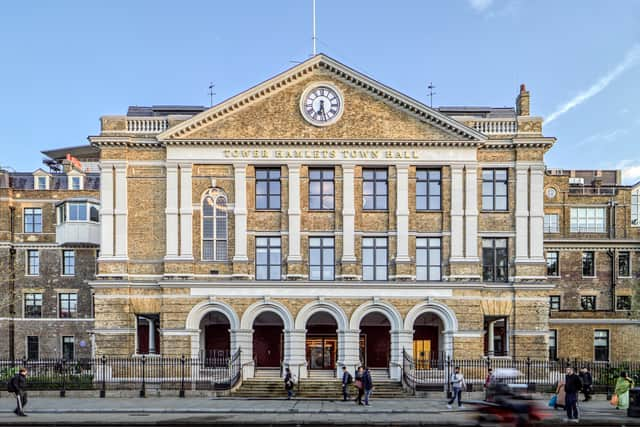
(62, 250, 75, 276)
(201, 190, 228, 261)
(546, 251, 560, 277)
(543, 214, 559, 233)
(23, 207, 43, 233)
(416, 237, 442, 281)
(61, 335, 75, 360)
(23, 292, 43, 318)
(57, 292, 78, 319)
(26, 250, 39, 276)
(68, 175, 84, 191)
(570, 207, 606, 233)
(594, 329, 610, 362)
(34, 174, 49, 190)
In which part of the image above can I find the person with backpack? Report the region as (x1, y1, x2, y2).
(447, 366, 466, 409)
(363, 366, 374, 406)
(283, 367, 296, 400)
(8, 368, 28, 417)
(341, 366, 353, 401)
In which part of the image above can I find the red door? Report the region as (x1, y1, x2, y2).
(253, 325, 282, 367)
(360, 326, 390, 368)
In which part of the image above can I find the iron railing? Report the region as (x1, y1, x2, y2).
(0, 350, 242, 397)
(402, 349, 640, 396)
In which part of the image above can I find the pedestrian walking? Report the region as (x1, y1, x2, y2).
(579, 367, 593, 402)
(613, 371, 635, 410)
(563, 367, 582, 423)
(554, 379, 566, 409)
(483, 367, 494, 401)
(363, 366, 373, 406)
(447, 366, 466, 409)
(354, 366, 364, 405)
(341, 366, 353, 401)
(7, 368, 28, 417)
(283, 367, 296, 400)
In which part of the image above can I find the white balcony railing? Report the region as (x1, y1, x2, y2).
(471, 119, 517, 135)
(56, 222, 100, 246)
(127, 117, 169, 134)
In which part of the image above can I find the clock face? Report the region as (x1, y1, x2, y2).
(546, 187, 557, 199)
(300, 84, 343, 126)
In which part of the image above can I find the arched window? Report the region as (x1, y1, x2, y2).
(202, 191, 228, 261)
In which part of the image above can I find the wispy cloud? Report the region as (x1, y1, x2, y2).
(615, 160, 640, 185)
(576, 127, 630, 148)
(546, 44, 640, 124)
(468, 0, 493, 12)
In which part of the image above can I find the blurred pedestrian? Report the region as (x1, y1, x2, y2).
(363, 366, 373, 406)
(354, 366, 364, 405)
(447, 366, 466, 409)
(579, 367, 592, 402)
(563, 367, 582, 423)
(283, 367, 295, 400)
(484, 367, 494, 401)
(8, 368, 28, 417)
(341, 366, 352, 401)
(613, 371, 635, 410)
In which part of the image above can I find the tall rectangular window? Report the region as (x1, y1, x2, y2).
(482, 238, 508, 282)
(27, 336, 39, 360)
(36, 176, 47, 190)
(546, 251, 559, 276)
(24, 208, 42, 233)
(63, 250, 75, 275)
(68, 202, 88, 221)
(594, 330, 609, 361)
(255, 237, 281, 280)
(618, 251, 631, 277)
(255, 168, 281, 210)
(309, 237, 334, 281)
(581, 295, 596, 311)
(570, 208, 605, 233)
(309, 169, 334, 210)
(544, 214, 559, 233)
(27, 250, 39, 275)
(582, 251, 595, 277)
(549, 330, 558, 361)
(416, 169, 441, 210)
(24, 293, 43, 318)
(136, 314, 160, 355)
(633, 191, 640, 226)
(58, 293, 78, 318)
(62, 336, 75, 360)
(70, 176, 82, 190)
(549, 295, 560, 311)
(362, 237, 387, 281)
(416, 237, 441, 281)
(482, 169, 508, 211)
(362, 169, 388, 210)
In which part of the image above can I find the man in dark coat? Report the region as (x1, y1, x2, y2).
(564, 367, 583, 422)
(579, 367, 593, 402)
(362, 366, 373, 406)
(8, 368, 28, 416)
(341, 366, 352, 401)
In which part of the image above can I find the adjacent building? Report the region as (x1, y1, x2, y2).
(0, 147, 100, 359)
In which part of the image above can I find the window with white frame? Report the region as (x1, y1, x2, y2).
(69, 176, 83, 190)
(26, 250, 39, 275)
(546, 251, 559, 276)
(309, 237, 334, 280)
(255, 237, 281, 280)
(549, 295, 560, 311)
(202, 192, 228, 261)
(362, 237, 388, 281)
(544, 214, 559, 233)
(62, 250, 75, 275)
(58, 293, 78, 318)
(416, 169, 441, 210)
(57, 202, 99, 224)
(570, 208, 606, 233)
(62, 336, 75, 360)
(416, 237, 441, 281)
(35, 175, 48, 190)
(482, 169, 508, 211)
(632, 190, 640, 226)
(24, 208, 43, 233)
(582, 251, 595, 277)
(24, 293, 43, 318)
(309, 169, 335, 210)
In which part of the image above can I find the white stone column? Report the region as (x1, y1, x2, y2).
(113, 162, 128, 258)
(283, 329, 307, 378)
(395, 165, 410, 262)
(165, 163, 179, 259)
(341, 164, 356, 262)
(337, 329, 361, 379)
(390, 329, 412, 380)
(464, 164, 479, 260)
(287, 164, 302, 262)
(233, 329, 254, 378)
(179, 164, 193, 258)
(233, 164, 248, 262)
(450, 165, 465, 260)
(529, 165, 545, 262)
(515, 164, 530, 262)
(487, 321, 495, 356)
(148, 318, 156, 354)
(99, 163, 114, 258)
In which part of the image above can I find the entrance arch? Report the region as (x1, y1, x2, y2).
(252, 311, 284, 368)
(200, 311, 231, 366)
(404, 301, 458, 360)
(185, 300, 240, 358)
(350, 301, 402, 370)
(305, 312, 338, 370)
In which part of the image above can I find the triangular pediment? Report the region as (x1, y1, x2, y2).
(158, 54, 486, 143)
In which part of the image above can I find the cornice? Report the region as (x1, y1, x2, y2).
(162, 138, 479, 148)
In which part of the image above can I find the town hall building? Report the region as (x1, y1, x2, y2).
(88, 54, 560, 380)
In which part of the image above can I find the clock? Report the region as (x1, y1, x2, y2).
(545, 187, 557, 199)
(300, 83, 343, 126)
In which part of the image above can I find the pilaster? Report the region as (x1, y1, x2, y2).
(450, 164, 464, 260)
(395, 165, 410, 263)
(529, 165, 545, 262)
(99, 164, 114, 258)
(287, 164, 302, 263)
(341, 164, 357, 267)
(165, 162, 179, 259)
(179, 164, 193, 259)
(232, 164, 248, 262)
(515, 164, 529, 263)
(114, 162, 128, 258)
(464, 164, 479, 260)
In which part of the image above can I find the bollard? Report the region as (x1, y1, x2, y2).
(140, 355, 146, 398)
(100, 356, 106, 398)
(60, 359, 66, 398)
(179, 355, 186, 398)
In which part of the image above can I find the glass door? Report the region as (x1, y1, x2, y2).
(306, 336, 337, 370)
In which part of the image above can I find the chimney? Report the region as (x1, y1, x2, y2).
(516, 84, 530, 116)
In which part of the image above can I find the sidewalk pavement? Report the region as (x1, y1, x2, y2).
(0, 396, 638, 426)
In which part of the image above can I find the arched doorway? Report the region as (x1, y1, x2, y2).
(199, 311, 231, 365)
(359, 312, 391, 368)
(306, 312, 338, 371)
(413, 312, 444, 368)
(253, 311, 284, 368)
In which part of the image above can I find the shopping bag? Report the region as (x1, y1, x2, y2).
(548, 395, 557, 407)
(610, 394, 619, 406)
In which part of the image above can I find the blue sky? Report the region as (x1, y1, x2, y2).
(1, 1, 639, 181)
